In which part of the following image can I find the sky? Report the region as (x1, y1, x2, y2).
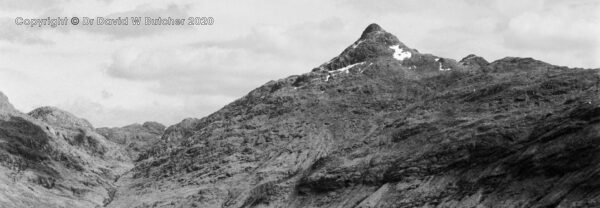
(0, 0, 599, 127)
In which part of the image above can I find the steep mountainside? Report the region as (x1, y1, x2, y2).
(104, 24, 600, 208)
(0, 99, 132, 207)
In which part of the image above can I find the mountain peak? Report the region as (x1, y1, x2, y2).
(360, 23, 385, 39)
(356, 23, 400, 45)
(315, 23, 415, 72)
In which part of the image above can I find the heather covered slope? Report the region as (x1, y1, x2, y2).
(107, 24, 600, 208)
(0, 97, 132, 207)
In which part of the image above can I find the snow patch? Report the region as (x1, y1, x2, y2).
(389, 45, 411, 61)
(334, 62, 365, 74)
(438, 62, 451, 71)
(327, 62, 367, 80)
(359, 63, 373, 73)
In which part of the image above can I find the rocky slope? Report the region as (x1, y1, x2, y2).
(2, 23, 600, 208)
(0, 96, 132, 207)
(103, 24, 600, 207)
(97, 122, 166, 161)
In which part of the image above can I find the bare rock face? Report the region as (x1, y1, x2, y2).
(105, 24, 600, 208)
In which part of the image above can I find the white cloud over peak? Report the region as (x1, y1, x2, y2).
(106, 19, 352, 98)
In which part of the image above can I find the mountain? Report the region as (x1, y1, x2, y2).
(97, 122, 166, 161)
(105, 24, 600, 207)
(0, 101, 132, 207)
(0, 97, 168, 207)
(2, 23, 600, 208)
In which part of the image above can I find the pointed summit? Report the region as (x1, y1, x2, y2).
(356, 23, 401, 46)
(315, 23, 417, 72)
(360, 23, 385, 39)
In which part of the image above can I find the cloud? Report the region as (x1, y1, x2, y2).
(0, 3, 193, 40)
(0, 18, 54, 45)
(67, 4, 193, 39)
(57, 95, 231, 127)
(214, 19, 349, 62)
(101, 90, 113, 99)
(193, 18, 346, 58)
(0, 0, 60, 12)
(503, 4, 598, 51)
(338, 0, 599, 68)
(502, 2, 600, 67)
(106, 19, 352, 98)
(0, 68, 30, 80)
(5, 0, 599, 128)
(106, 44, 290, 97)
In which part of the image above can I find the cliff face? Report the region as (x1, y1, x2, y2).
(2, 23, 600, 208)
(106, 24, 600, 207)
